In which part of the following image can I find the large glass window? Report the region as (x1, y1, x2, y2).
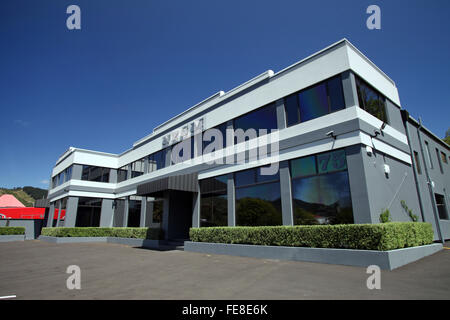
(131, 158, 145, 178)
(75, 197, 102, 227)
(117, 165, 128, 183)
(233, 103, 277, 142)
(81, 165, 110, 183)
(64, 166, 72, 182)
(203, 122, 227, 153)
(284, 75, 345, 126)
(148, 148, 168, 173)
(200, 175, 228, 227)
(356, 76, 388, 123)
(290, 149, 353, 225)
(235, 165, 282, 226)
(128, 196, 142, 227)
(57, 171, 65, 186)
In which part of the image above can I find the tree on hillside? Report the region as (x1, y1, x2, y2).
(22, 186, 48, 200)
(445, 128, 450, 145)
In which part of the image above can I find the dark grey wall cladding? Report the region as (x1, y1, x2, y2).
(362, 148, 421, 224)
(405, 120, 450, 240)
(385, 99, 405, 135)
(357, 119, 410, 154)
(278, 119, 360, 151)
(136, 173, 198, 196)
(345, 145, 372, 223)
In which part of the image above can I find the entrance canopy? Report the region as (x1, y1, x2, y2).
(136, 173, 198, 197)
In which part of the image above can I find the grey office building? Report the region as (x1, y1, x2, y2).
(45, 39, 450, 242)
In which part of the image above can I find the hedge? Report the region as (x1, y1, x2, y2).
(41, 227, 162, 240)
(0, 227, 25, 235)
(189, 222, 434, 251)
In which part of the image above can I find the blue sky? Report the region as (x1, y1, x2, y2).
(0, 0, 449, 189)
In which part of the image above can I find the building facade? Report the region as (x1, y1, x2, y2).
(45, 39, 450, 241)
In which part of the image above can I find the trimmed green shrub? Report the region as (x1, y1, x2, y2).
(0, 227, 25, 235)
(379, 209, 391, 223)
(41, 227, 162, 240)
(189, 222, 434, 251)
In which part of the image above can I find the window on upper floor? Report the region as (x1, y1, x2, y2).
(117, 165, 128, 183)
(131, 158, 146, 178)
(441, 151, 448, 165)
(81, 165, 110, 183)
(233, 103, 278, 143)
(285, 75, 345, 127)
(148, 148, 168, 173)
(413, 151, 422, 175)
(355, 76, 388, 123)
(436, 148, 444, 174)
(64, 166, 72, 182)
(203, 122, 228, 154)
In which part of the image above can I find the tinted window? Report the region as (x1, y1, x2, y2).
(356, 77, 388, 123)
(299, 83, 329, 122)
(148, 149, 167, 172)
(128, 198, 141, 227)
(290, 149, 353, 225)
(291, 156, 316, 178)
(317, 149, 347, 174)
(75, 197, 102, 227)
(200, 175, 228, 227)
(81, 165, 110, 183)
(234, 103, 277, 136)
(285, 94, 299, 127)
(117, 165, 128, 182)
(327, 76, 345, 112)
(292, 171, 353, 225)
(236, 181, 282, 226)
(284, 75, 345, 127)
(131, 158, 145, 178)
(235, 169, 256, 187)
(235, 164, 282, 226)
(203, 122, 227, 153)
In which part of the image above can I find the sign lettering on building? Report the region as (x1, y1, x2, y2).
(162, 118, 204, 148)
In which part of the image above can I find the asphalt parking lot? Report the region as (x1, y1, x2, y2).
(0, 240, 449, 299)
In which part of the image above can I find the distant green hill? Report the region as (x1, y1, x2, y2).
(0, 187, 48, 207)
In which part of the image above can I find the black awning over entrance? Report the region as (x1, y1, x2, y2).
(136, 173, 198, 197)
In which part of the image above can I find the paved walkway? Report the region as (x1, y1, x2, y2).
(0, 240, 449, 299)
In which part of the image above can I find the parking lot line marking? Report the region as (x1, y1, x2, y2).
(0, 295, 16, 299)
(443, 247, 450, 250)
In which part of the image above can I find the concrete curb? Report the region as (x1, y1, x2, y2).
(184, 242, 443, 270)
(38, 236, 163, 249)
(0, 235, 26, 242)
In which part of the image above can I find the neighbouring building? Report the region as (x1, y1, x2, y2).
(44, 39, 450, 242)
